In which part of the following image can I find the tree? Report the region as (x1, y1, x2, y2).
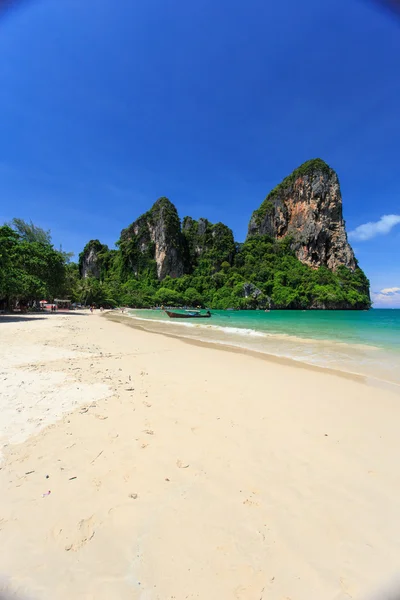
(0, 224, 69, 309)
(65, 204, 371, 311)
(9, 218, 52, 245)
(184, 287, 204, 306)
(76, 278, 98, 306)
(155, 288, 183, 306)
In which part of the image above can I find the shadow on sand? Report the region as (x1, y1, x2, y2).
(0, 311, 84, 323)
(0, 315, 47, 323)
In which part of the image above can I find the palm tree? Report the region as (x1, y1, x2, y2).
(76, 278, 96, 306)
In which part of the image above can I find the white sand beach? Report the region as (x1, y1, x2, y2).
(1, 311, 400, 600)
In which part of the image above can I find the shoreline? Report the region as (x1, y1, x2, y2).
(121, 311, 383, 350)
(106, 311, 400, 393)
(1, 311, 400, 599)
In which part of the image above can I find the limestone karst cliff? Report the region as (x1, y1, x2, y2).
(79, 240, 108, 279)
(247, 159, 356, 271)
(119, 197, 186, 280)
(77, 160, 370, 309)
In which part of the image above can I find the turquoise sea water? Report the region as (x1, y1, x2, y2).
(126, 309, 400, 386)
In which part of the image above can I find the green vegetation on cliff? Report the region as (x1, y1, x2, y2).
(119, 197, 184, 279)
(0, 218, 370, 310)
(73, 233, 370, 310)
(182, 217, 236, 271)
(79, 239, 110, 278)
(0, 162, 371, 311)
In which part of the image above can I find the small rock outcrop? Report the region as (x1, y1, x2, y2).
(119, 197, 186, 280)
(79, 240, 107, 278)
(247, 158, 356, 271)
(241, 283, 271, 308)
(242, 282, 263, 299)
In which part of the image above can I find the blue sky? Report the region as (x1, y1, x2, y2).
(0, 0, 399, 306)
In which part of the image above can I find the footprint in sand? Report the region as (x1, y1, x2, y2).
(243, 498, 259, 507)
(64, 515, 96, 551)
(92, 478, 102, 490)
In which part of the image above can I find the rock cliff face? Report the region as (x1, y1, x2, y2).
(79, 240, 106, 278)
(247, 159, 356, 271)
(182, 217, 235, 269)
(119, 197, 186, 280)
(77, 161, 370, 309)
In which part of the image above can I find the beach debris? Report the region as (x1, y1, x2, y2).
(176, 460, 189, 469)
(144, 429, 154, 435)
(80, 407, 89, 414)
(125, 387, 135, 391)
(91, 450, 104, 464)
(69, 476, 77, 481)
(25, 470, 35, 475)
(42, 490, 51, 497)
(165, 478, 170, 482)
(45, 474, 49, 479)
(129, 493, 138, 499)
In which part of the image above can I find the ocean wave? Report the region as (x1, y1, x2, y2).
(125, 312, 197, 328)
(116, 310, 399, 387)
(124, 310, 379, 351)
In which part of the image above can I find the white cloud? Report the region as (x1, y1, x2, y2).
(348, 214, 400, 241)
(372, 287, 400, 307)
(380, 287, 400, 295)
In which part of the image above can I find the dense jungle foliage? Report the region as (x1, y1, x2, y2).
(0, 210, 371, 311)
(74, 225, 370, 310)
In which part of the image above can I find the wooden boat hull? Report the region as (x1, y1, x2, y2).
(165, 310, 211, 319)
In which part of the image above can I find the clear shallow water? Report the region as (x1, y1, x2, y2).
(125, 309, 400, 386)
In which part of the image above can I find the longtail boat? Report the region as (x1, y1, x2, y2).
(165, 310, 211, 319)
